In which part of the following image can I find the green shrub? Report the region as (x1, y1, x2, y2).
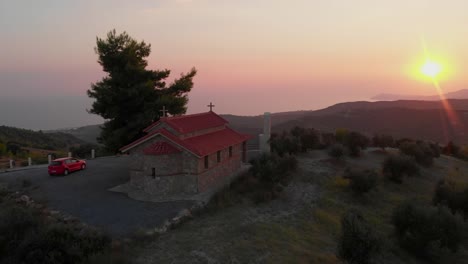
(338, 209, 381, 264)
(399, 141, 434, 167)
(433, 178, 468, 218)
(0, 200, 111, 264)
(0, 202, 42, 258)
(320, 132, 336, 148)
(344, 168, 378, 195)
(429, 143, 441, 158)
(250, 153, 297, 187)
(392, 202, 465, 260)
(270, 132, 300, 156)
(329, 144, 345, 159)
(372, 134, 394, 150)
(17, 224, 111, 264)
(347, 132, 370, 157)
(382, 155, 419, 184)
(335, 128, 349, 145)
(290, 126, 320, 152)
(443, 141, 460, 156)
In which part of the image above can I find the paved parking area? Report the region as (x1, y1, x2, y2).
(0, 156, 194, 237)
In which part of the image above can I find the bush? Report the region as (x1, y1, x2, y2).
(250, 153, 297, 187)
(0, 203, 42, 258)
(329, 144, 345, 159)
(347, 132, 370, 157)
(392, 202, 465, 260)
(0, 200, 111, 264)
(320, 132, 336, 148)
(443, 141, 460, 156)
(17, 224, 111, 264)
(70, 144, 100, 159)
(382, 155, 419, 184)
(338, 209, 381, 264)
(270, 132, 300, 156)
(433, 178, 468, 218)
(372, 134, 394, 150)
(344, 168, 378, 194)
(399, 141, 434, 167)
(289, 126, 317, 152)
(429, 143, 441, 158)
(335, 128, 349, 145)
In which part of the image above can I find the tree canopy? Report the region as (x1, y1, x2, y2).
(87, 30, 197, 152)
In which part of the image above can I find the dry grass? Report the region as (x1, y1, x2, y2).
(135, 150, 468, 264)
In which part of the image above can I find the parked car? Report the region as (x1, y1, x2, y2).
(48, 157, 86, 176)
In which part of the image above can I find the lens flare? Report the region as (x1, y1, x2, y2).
(421, 61, 442, 78)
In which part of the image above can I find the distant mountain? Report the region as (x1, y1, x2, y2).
(60, 99, 468, 147)
(273, 99, 468, 144)
(48, 125, 102, 144)
(0, 126, 84, 150)
(372, 89, 468, 101)
(223, 99, 468, 144)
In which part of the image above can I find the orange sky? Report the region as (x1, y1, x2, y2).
(1, 0, 467, 128)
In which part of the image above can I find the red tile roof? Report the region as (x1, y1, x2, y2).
(184, 127, 251, 156)
(143, 111, 228, 134)
(143, 142, 181, 156)
(120, 127, 251, 157)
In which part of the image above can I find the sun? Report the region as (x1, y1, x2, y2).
(421, 60, 442, 78)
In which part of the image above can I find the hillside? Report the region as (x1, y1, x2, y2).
(372, 89, 468, 101)
(0, 125, 84, 150)
(135, 149, 468, 263)
(274, 107, 468, 144)
(49, 124, 102, 144)
(226, 99, 468, 144)
(59, 99, 468, 147)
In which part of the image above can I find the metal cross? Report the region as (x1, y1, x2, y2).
(207, 102, 215, 112)
(160, 106, 168, 117)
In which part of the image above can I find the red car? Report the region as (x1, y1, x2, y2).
(48, 157, 86, 176)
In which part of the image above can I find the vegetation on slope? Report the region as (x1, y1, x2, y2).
(0, 125, 84, 152)
(134, 127, 468, 264)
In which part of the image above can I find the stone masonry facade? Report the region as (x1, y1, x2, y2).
(121, 111, 250, 200)
(127, 135, 246, 197)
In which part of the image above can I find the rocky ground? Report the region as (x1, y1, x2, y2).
(134, 148, 468, 264)
(134, 151, 330, 264)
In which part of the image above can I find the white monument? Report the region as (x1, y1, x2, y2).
(259, 112, 271, 153)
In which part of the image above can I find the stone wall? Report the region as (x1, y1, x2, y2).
(129, 136, 199, 196)
(197, 143, 243, 192)
(128, 134, 246, 197)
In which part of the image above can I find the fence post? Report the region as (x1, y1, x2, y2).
(68, 152, 72, 158)
(28, 157, 32, 166)
(91, 149, 95, 159)
(48, 155, 52, 165)
(9, 160, 13, 169)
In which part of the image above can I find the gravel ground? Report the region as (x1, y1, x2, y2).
(0, 156, 194, 237)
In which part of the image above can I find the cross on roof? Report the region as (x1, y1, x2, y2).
(160, 106, 168, 117)
(207, 102, 215, 112)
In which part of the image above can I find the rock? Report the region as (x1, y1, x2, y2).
(50, 210, 60, 217)
(177, 208, 192, 219)
(145, 229, 155, 236)
(154, 220, 171, 234)
(19, 194, 31, 204)
(63, 216, 78, 223)
(34, 203, 45, 210)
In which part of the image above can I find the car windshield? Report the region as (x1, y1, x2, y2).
(50, 161, 62, 166)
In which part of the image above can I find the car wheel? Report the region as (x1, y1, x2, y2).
(81, 164, 86, 170)
(64, 169, 69, 176)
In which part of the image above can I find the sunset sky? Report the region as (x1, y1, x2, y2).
(1, 0, 468, 129)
